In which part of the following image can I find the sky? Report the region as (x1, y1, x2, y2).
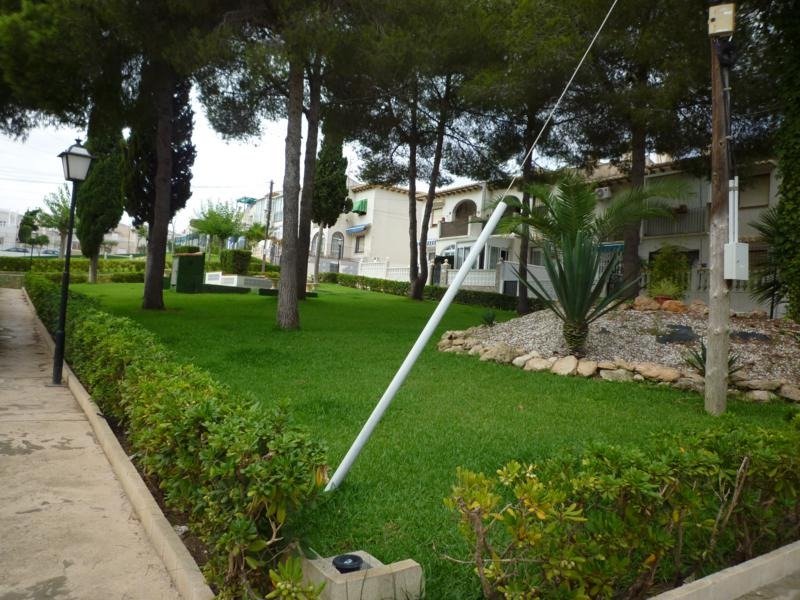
(0, 100, 361, 231)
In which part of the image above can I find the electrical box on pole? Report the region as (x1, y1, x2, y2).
(708, 4, 735, 36)
(724, 175, 749, 280)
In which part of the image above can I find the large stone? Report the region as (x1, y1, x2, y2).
(576, 359, 598, 377)
(687, 299, 708, 316)
(635, 362, 681, 383)
(745, 390, 777, 403)
(633, 295, 661, 311)
(777, 384, 800, 402)
(661, 299, 687, 313)
(673, 378, 703, 392)
(551, 355, 578, 376)
(461, 337, 480, 351)
(437, 339, 452, 351)
(512, 350, 541, 368)
(736, 378, 783, 392)
(599, 368, 634, 382)
(656, 324, 698, 344)
(524, 357, 554, 372)
(614, 358, 634, 371)
(468, 344, 484, 356)
(597, 360, 617, 370)
(479, 343, 518, 364)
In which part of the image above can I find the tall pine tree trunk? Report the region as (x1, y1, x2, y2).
(277, 57, 304, 329)
(143, 62, 175, 310)
(296, 56, 322, 300)
(313, 228, 323, 281)
(407, 78, 420, 295)
(621, 121, 647, 297)
(89, 253, 98, 284)
(413, 76, 451, 300)
(517, 117, 534, 315)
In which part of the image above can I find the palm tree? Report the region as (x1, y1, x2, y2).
(506, 174, 684, 354)
(749, 206, 785, 318)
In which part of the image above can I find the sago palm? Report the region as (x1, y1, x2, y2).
(516, 230, 635, 355)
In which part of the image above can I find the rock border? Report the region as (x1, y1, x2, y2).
(437, 327, 800, 403)
(22, 288, 215, 600)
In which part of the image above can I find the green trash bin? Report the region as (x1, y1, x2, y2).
(172, 253, 205, 293)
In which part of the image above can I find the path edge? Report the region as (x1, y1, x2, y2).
(21, 287, 215, 600)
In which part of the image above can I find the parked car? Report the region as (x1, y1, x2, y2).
(42, 249, 59, 256)
(3, 246, 28, 253)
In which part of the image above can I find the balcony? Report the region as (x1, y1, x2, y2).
(439, 219, 484, 238)
(643, 202, 707, 237)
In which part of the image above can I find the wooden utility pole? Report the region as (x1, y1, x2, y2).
(706, 3, 735, 415)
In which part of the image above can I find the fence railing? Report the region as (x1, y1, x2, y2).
(643, 203, 707, 237)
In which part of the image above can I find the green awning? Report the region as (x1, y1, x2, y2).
(352, 199, 368, 214)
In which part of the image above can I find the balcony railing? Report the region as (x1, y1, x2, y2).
(439, 218, 487, 238)
(643, 203, 707, 237)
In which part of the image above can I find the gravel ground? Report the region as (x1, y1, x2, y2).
(475, 307, 800, 384)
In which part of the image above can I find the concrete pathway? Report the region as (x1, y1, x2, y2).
(0, 288, 180, 600)
(738, 572, 800, 600)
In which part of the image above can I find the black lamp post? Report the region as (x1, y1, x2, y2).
(52, 139, 93, 385)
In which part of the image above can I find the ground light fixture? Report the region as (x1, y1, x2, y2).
(52, 139, 94, 385)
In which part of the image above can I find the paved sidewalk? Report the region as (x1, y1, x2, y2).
(0, 288, 180, 600)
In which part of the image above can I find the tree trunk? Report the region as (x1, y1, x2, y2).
(407, 78, 420, 297)
(706, 38, 731, 415)
(142, 62, 176, 310)
(296, 55, 322, 299)
(517, 117, 535, 315)
(313, 227, 323, 281)
(413, 76, 451, 300)
(277, 57, 304, 330)
(59, 234, 66, 259)
(89, 253, 98, 284)
(621, 121, 647, 298)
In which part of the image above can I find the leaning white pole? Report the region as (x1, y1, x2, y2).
(325, 200, 509, 491)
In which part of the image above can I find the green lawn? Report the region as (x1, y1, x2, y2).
(74, 283, 792, 599)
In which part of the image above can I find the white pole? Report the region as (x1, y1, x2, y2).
(325, 200, 509, 491)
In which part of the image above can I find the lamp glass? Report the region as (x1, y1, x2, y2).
(59, 142, 93, 182)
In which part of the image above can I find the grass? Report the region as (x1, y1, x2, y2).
(74, 282, 792, 599)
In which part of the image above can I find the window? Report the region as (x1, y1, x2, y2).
(455, 245, 472, 268)
(310, 232, 323, 256)
(355, 235, 365, 253)
(529, 248, 543, 266)
(453, 200, 477, 221)
(331, 232, 344, 258)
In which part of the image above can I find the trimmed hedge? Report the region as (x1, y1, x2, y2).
(37, 271, 145, 284)
(220, 249, 252, 274)
(1, 256, 146, 274)
(448, 423, 800, 598)
(24, 274, 326, 597)
(318, 272, 535, 312)
(206, 256, 280, 275)
(174, 245, 200, 254)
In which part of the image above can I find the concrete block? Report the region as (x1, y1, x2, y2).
(302, 551, 423, 600)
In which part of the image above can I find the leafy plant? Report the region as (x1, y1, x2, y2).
(447, 424, 800, 599)
(649, 278, 681, 299)
(648, 245, 690, 297)
(220, 249, 252, 274)
(481, 309, 496, 327)
(749, 207, 786, 318)
(683, 339, 743, 377)
(265, 557, 324, 599)
(516, 231, 635, 355)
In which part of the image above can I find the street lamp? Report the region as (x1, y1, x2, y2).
(52, 139, 94, 384)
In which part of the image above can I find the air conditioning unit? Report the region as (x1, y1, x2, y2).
(596, 186, 612, 200)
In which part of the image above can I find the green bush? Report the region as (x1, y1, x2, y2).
(205, 256, 279, 275)
(174, 245, 200, 254)
(648, 245, 690, 297)
(108, 271, 145, 283)
(447, 423, 800, 599)
(23, 274, 327, 598)
(40, 272, 89, 284)
(220, 249, 252, 274)
(0, 256, 147, 274)
(320, 272, 531, 312)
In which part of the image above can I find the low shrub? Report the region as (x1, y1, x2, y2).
(108, 271, 145, 283)
(648, 245, 690, 297)
(24, 273, 327, 598)
(220, 249, 253, 274)
(0, 256, 147, 274)
(174, 245, 201, 254)
(447, 423, 800, 599)
(318, 272, 532, 312)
